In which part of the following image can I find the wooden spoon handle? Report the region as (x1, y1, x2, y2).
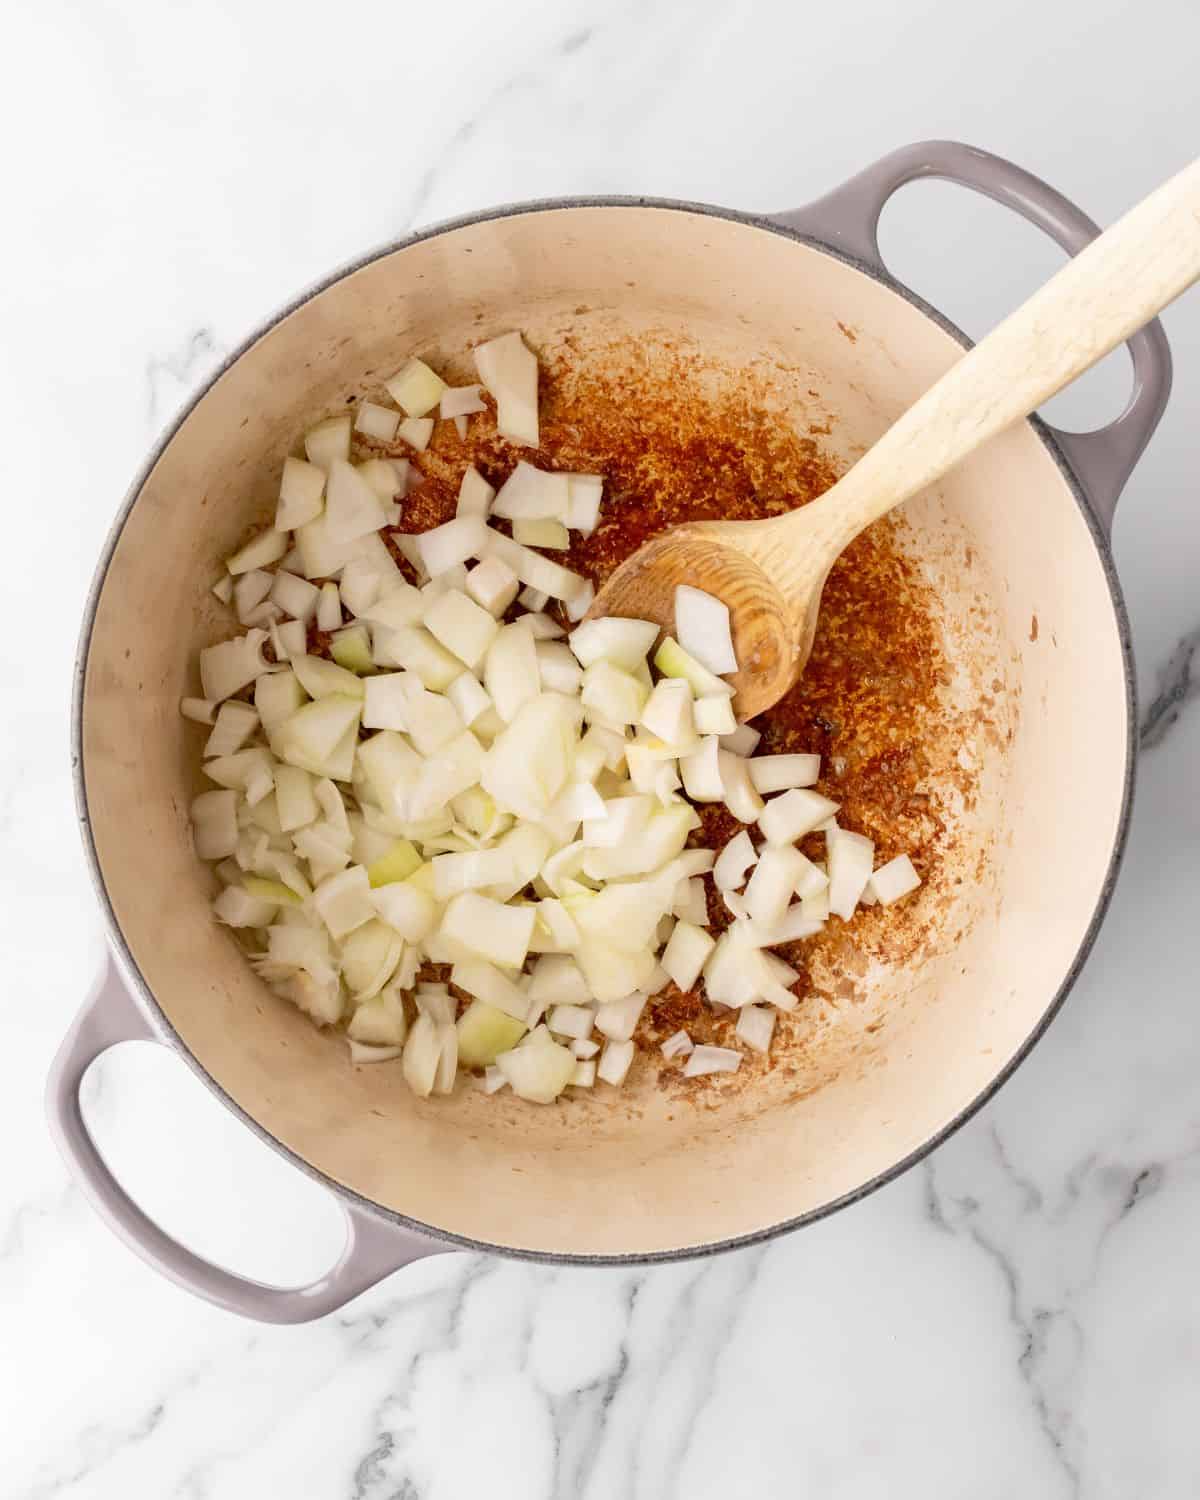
(784, 156, 1200, 550)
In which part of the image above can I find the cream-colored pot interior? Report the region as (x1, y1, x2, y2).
(81, 206, 1130, 1257)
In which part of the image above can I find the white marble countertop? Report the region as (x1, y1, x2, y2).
(5, 1, 1200, 1494)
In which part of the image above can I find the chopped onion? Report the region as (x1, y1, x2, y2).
(565, 474, 603, 534)
(569, 616, 659, 673)
(465, 556, 519, 618)
(191, 789, 238, 859)
(385, 358, 447, 418)
(457, 466, 495, 520)
(673, 877, 709, 926)
(717, 749, 764, 824)
(694, 696, 737, 736)
(397, 417, 434, 451)
(474, 331, 539, 447)
(492, 462, 569, 522)
(735, 1005, 776, 1055)
(594, 991, 646, 1041)
(684, 1044, 741, 1078)
(482, 527, 587, 602)
(596, 1038, 634, 1086)
(747, 754, 820, 793)
(495, 1031, 575, 1102)
(199, 629, 270, 702)
(640, 677, 695, 747)
(869, 853, 922, 906)
(325, 460, 387, 543)
(512, 518, 570, 550)
(275, 619, 308, 661)
(570, 1059, 596, 1087)
(424, 588, 499, 671)
(660, 920, 715, 992)
(674, 586, 737, 676)
(827, 827, 875, 920)
(679, 737, 723, 802)
(744, 846, 809, 928)
(757, 788, 841, 845)
(204, 701, 259, 759)
(355, 401, 401, 442)
(270, 570, 320, 623)
(457, 1000, 526, 1067)
(441, 890, 535, 969)
(654, 637, 733, 699)
(212, 574, 234, 605)
(417, 515, 486, 577)
(713, 829, 757, 891)
(373, 625, 461, 690)
(402, 1013, 442, 1098)
(720, 723, 761, 757)
(441, 384, 486, 419)
(661, 1030, 693, 1060)
(547, 1003, 594, 1040)
(566, 580, 594, 622)
(227, 530, 288, 576)
(180, 696, 217, 725)
(304, 415, 352, 472)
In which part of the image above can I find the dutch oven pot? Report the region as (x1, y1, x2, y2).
(48, 141, 1170, 1322)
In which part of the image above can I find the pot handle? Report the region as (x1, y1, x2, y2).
(772, 139, 1173, 533)
(45, 956, 449, 1323)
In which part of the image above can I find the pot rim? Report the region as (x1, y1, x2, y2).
(72, 193, 1137, 1265)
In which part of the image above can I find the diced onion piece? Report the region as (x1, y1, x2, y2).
(869, 853, 922, 906)
(331, 625, 374, 675)
(661, 1030, 694, 1060)
(581, 661, 648, 727)
(735, 1004, 776, 1055)
(385, 358, 446, 418)
(678, 737, 723, 802)
(757, 788, 841, 845)
(660, 920, 716, 993)
(294, 513, 360, 579)
(402, 1013, 442, 1098)
(565, 474, 603, 534)
(361, 673, 411, 732)
(338, 557, 383, 617)
(480, 1065, 508, 1094)
(443, 671, 492, 728)
(694, 696, 737, 736)
(569, 617, 658, 673)
(748, 754, 821, 793)
(512, 518, 569, 550)
(566, 580, 594, 622)
(481, 528, 587, 602)
(531, 641, 580, 697)
(432, 846, 516, 900)
(199, 629, 270, 702)
(417, 515, 487, 577)
(292, 653, 364, 700)
(674, 586, 737, 676)
(424, 588, 500, 670)
(370, 880, 437, 942)
(203, 701, 259, 759)
(640, 678, 695, 747)
(654, 637, 734, 699)
(457, 1000, 527, 1067)
(440, 891, 535, 969)
(349, 1041, 403, 1064)
(227, 530, 288, 575)
(355, 401, 401, 442)
(212, 574, 234, 605)
(276, 457, 326, 531)
(181, 696, 217, 725)
(358, 458, 404, 501)
(465, 557, 519, 619)
(304, 415, 352, 472)
(718, 749, 764, 823)
(827, 827, 875, 919)
(441, 384, 486, 419)
(744, 846, 809, 928)
(572, 1037, 600, 1060)
(801, 883, 830, 924)
(214, 885, 279, 927)
(547, 1004, 594, 1041)
(269, 570, 319, 624)
(594, 990, 646, 1041)
(721, 723, 761, 757)
(324, 459, 387, 543)
(310, 865, 374, 938)
(484, 621, 541, 724)
(713, 829, 757, 892)
(492, 462, 569, 521)
(684, 1044, 742, 1078)
(274, 619, 308, 661)
(457, 466, 495, 519)
(275, 695, 362, 778)
(495, 1033, 575, 1102)
(397, 417, 434, 451)
(191, 789, 238, 859)
(673, 877, 708, 925)
(474, 331, 539, 447)
(366, 838, 422, 887)
(274, 765, 318, 832)
(596, 1038, 634, 1086)
(570, 1060, 596, 1087)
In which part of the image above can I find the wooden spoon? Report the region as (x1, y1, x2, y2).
(589, 158, 1200, 720)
